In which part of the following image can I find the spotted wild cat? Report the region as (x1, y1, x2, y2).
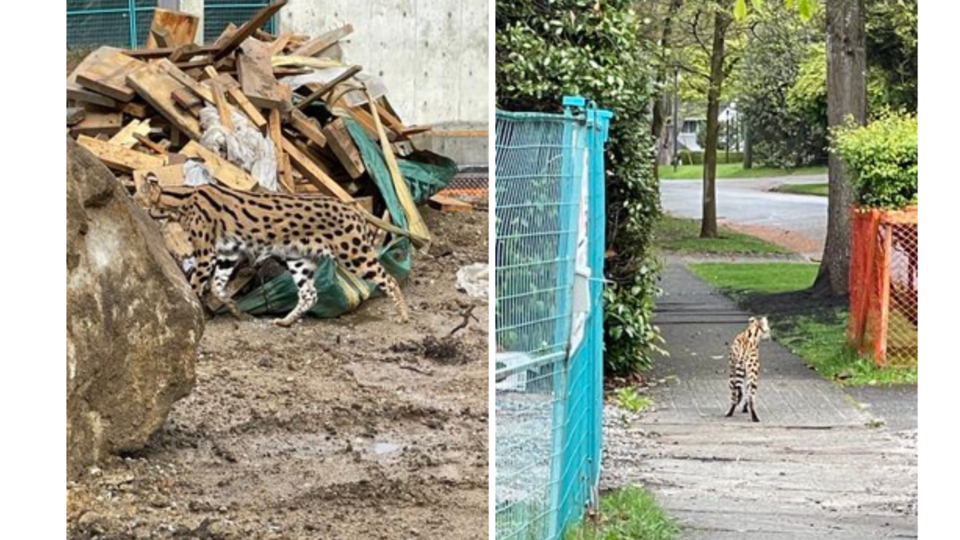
(725, 316, 770, 422)
(137, 173, 409, 327)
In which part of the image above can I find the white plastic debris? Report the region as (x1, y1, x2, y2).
(183, 159, 216, 186)
(495, 351, 532, 391)
(198, 104, 278, 191)
(456, 263, 489, 298)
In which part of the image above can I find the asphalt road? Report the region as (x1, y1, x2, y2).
(660, 175, 828, 257)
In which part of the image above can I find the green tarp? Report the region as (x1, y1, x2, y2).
(228, 116, 458, 318)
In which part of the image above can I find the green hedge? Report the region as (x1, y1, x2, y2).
(497, 0, 664, 374)
(831, 111, 918, 209)
(676, 150, 744, 165)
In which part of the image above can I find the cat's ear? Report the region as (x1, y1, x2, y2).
(748, 316, 757, 324)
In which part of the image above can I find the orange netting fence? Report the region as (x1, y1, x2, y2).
(848, 206, 918, 366)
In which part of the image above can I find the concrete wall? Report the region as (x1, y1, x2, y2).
(278, 0, 488, 128)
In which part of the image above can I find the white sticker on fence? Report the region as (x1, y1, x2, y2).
(569, 147, 591, 357)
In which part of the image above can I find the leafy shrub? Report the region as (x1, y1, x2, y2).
(831, 111, 918, 209)
(497, 0, 663, 375)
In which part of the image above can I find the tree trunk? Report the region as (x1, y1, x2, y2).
(743, 120, 752, 169)
(700, 10, 730, 239)
(651, 0, 684, 174)
(812, 0, 866, 296)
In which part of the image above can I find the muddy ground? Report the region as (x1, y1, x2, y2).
(68, 208, 489, 540)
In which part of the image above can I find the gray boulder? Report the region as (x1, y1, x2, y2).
(67, 137, 204, 479)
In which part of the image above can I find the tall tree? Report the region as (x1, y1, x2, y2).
(650, 0, 685, 171)
(813, 0, 866, 296)
(700, 8, 733, 238)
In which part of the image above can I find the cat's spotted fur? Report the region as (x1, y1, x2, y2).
(138, 174, 409, 327)
(725, 316, 770, 422)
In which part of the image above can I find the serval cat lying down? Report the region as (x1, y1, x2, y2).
(137, 173, 409, 327)
(725, 316, 771, 422)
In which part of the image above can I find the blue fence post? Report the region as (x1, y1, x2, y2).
(128, 0, 138, 48)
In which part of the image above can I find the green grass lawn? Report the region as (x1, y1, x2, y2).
(658, 163, 828, 180)
(565, 486, 677, 540)
(654, 216, 789, 255)
(775, 183, 829, 196)
(689, 262, 918, 386)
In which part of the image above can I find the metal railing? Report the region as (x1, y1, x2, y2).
(495, 96, 612, 540)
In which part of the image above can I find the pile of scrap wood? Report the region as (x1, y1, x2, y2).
(67, 0, 464, 266)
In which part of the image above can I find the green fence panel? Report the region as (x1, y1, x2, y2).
(203, 0, 277, 43)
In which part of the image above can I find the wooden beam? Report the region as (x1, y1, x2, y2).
(322, 117, 365, 179)
(109, 119, 152, 148)
(237, 38, 286, 109)
(133, 133, 169, 155)
(179, 141, 258, 191)
(289, 109, 327, 147)
(212, 0, 289, 61)
(292, 24, 353, 57)
(144, 8, 199, 49)
(364, 87, 431, 248)
(211, 82, 234, 131)
(281, 136, 353, 201)
(269, 32, 293, 55)
(226, 85, 268, 129)
(429, 194, 474, 212)
(78, 135, 167, 173)
(267, 109, 296, 192)
(294, 65, 362, 111)
(156, 58, 213, 103)
(69, 111, 124, 137)
(123, 43, 218, 59)
(74, 49, 145, 102)
(127, 62, 202, 141)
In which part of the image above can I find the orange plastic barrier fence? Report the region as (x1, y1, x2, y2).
(848, 206, 918, 366)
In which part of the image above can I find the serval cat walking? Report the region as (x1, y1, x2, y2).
(137, 173, 409, 327)
(725, 316, 771, 422)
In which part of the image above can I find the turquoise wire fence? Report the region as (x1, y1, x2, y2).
(66, 1, 278, 49)
(495, 96, 612, 540)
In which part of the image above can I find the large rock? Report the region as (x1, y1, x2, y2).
(67, 137, 204, 479)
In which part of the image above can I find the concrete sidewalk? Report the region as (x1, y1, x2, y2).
(601, 261, 917, 539)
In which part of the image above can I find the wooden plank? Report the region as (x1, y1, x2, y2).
(67, 48, 123, 108)
(226, 85, 267, 129)
(78, 135, 167, 173)
(169, 43, 200, 63)
(133, 133, 169, 155)
(132, 165, 186, 192)
(145, 8, 199, 49)
(348, 106, 391, 141)
(269, 32, 293, 55)
(172, 87, 204, 111)
(237, 38, 286, 109)
(205, 267, 256, 312)
(281, 136, 354, 201)
(429, 194, 474, 212)
(179, 141, 258, 191)
(69, 111, 123, 137)
(123, 43, 218, 59)
(212, 0, 289, 61)
(67, 107, 86, 126)
(289, 109, 327, 147)
(126, 62, 202, 141)
(278, 153, 295, 193)
(292, 139, 350, 184)
(363, 87, 430, 248)
(322, 117, 365, 179)
(271, 56, 343, 70)
(211, 82, 234, 131)
(266, 109, 295, 191)
(75, 49, 145, 103)
(109, 119, 152, 148)
(156, 58, 213, 103)
(292, 24, 353, 57)
(354, 196, 374, 215)
(121, 101, 150, 118)
(295, 65, 362, 111)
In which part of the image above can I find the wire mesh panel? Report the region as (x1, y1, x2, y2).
(204, 0, 277, 43)
(496, 97, 611, 540)
(68, 0, 138, 48)
(848, 206, 919, 366)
